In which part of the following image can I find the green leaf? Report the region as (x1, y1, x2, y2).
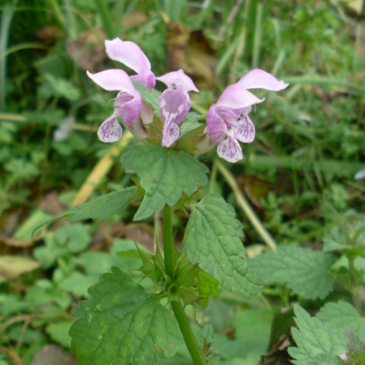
(133, 81, 161, 116)
(182, 194, 261, 296)
(323, 227, 347, 253)
(34, 187, 137, 233)
(76, 240, 144, 273)
(46, 321, 74, 348)
(136, 246, 166, 286)
(58, 272, 98, 297)
(323, 218, 365, 253)
(132, 83, 164, 146)
(177, 113, 206, 155)
(305, 354, 345, 365)
(179, 113, 203, 137)
(157, 356, 192, 365)
(217, 309, 273, 365)
(354, 256, 365, 282)
(40, 74, 81, 101)
(347, 331, 365, 365)
(249, 247, 335, 300)
(121, 145, 209, 220)
(288, 305, 347, 365)
(0, 294, 30, 315)
(70, 268, 182, 365)
(26, 280, 71, 311)
(316, 302, 365, 341)
(4, 158, 40, 181)
(174, 252, 219, 306)
(55, 224, 90, 253)
(14, 209, 52, 240)
(34, 224, 90, 267)
(196, 271, 219, 306)
(117, 250, 147, 259)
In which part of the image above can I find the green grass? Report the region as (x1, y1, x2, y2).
(0, 0, 364, 364)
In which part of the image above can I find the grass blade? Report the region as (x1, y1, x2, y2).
(0, 0, 18, 112)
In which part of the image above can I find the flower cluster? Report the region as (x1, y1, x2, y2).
(87, 38, 288, 163)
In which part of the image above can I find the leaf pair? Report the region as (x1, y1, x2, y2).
(121, 145, 261, 296)
(39, 144, 262, 365)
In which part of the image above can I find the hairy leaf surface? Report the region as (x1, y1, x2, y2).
(121, 145, 208, 220)
(317, 301, 365, 341)
(289, 305, 346, 364)
(133, 81, 161, 115)
(70, 268, 182, 365)
(34, 187, 137, 233)
(182, 194, 261, 296)
(347, 331, 365, 365)
(249, 247, 335, 299)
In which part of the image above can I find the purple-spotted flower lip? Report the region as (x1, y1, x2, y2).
(87, 68, 144, 142)
(201, 69, 288, 162)
(156, 69, 199, 148)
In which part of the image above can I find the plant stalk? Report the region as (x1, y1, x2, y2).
(171, 300, 208, 365)
(163, 205, 175, 280)
(163, 206, 207, 365)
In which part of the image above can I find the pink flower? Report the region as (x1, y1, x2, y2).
(105, 38, 155, 90)
(87, 38, 155, 142)
(199, 69, 288, 162)
(156, 70, 199, 147)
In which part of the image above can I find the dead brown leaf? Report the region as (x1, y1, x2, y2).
(31, 345, 76, 365)
(40, 191, 67, 215)
(345, 0, 365, 17)
(67, 28, 106, 71)
(124, 223, 154, 253)
(166, 21, 190, 70)
(121, 12, 147, 28)
(0, 256, 40, 281)
(36, 25, 63, 45)
(166, 21, 216, 89)
(237, 174, 271, 209)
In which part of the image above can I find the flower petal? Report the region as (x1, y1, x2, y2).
(105, 38, 155, 89)
(156, 69, 199, 93)
(114, 91, 142, 128)
(217, 84, 264, 110)
(206, 104, 227, 144)
(105, 38, 151, 75)
(114, 92, 147, 141)
(140, 102, 153, 125)
(159, 87, 190, 126)
(130, 73, 155, 89)
(87, 69, 135, 93)
(217, 136, 243, 163)
(235, 116, 255, 143)
(162, 122, 180, 147)
(97, 116, 123, 143)
(238, 69, 289, 91)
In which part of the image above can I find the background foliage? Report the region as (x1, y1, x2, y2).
(0, 0, 364, 364)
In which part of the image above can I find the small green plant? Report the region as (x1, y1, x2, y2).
(34, 38, 290, 365)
